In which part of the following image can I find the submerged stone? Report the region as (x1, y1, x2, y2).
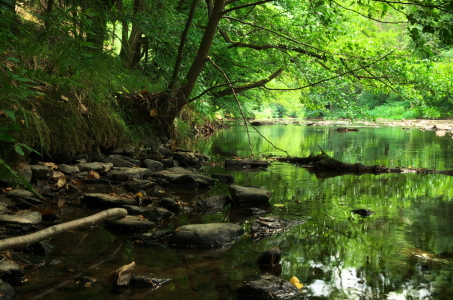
(107, 168, 153, 181)
(236, 274, 301, 300)
(168, 223, 244, 249)
(229, 185, 272, 206)
(0, 279, 14, 300)
(104, 215, 155, 232)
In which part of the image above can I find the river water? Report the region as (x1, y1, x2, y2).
(16, 122, 453, 300)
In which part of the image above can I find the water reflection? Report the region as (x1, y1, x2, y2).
(193, 123, 453, 299)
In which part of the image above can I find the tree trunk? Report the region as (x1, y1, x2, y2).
(120, 0, 146, 68)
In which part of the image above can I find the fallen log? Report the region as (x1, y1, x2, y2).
(277, 152, 453, 177)
(0, 208, 127, 252)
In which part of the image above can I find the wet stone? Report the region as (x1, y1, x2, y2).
(142, 159, 164, 172)
(194, 194, 230, 213)
(0, 211, 42, 225)
(0, 279, 14, 300)
(142, 207, 174, 223)
(0, 260, 25, 281)
(168, 223, 244, 249)
(107, 168, 153, 181)
(58, 164, 80, 174)
(257, 247, 282, 267)
(236, 274, 301, 300)
(6, 189, 35, 199)
(251, 216, 305, 242)
(102, 156, 138, 168)
(104, 215, 155, 232)
(15, 164, 32, 183)
(29, 165, 51, 179)
(81, 193, 138, 208)
(211, 173, 235, 183)
(229, 185, 272, 206)
(77, 162, 106, 172)
(123, 179, 157, 193)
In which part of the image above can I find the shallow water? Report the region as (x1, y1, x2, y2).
(15, 122, 453, 300)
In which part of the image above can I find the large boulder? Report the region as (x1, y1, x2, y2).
(236, 274, 301, 300)
(168, 223, 244, 249)
(229, 185, 272, 206)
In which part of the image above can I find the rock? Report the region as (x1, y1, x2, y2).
(168, 223, 244, 249)
(161, 174, 216, 188)
(132, 230, 172, 247)
(251, 216, 305, 242)
(6, 189, 35, 199)
(77, 162, 106, 172)
(236, 274, 301, 300)
(15, 164, 32, 183)
(225, 159, 269, 170)
(102, 156, 138, 168)
(121, 205, 148, 215)
(107, 168, 153, 181)
(81, 193, 138, 208)
(0, 260, 25, 281)
(0, 279, 14, 300)
(142, 207, 174, 223)
(161, 159, 179, 168)
(156, 167, 194, 175)
(29, 165, 51, 179)
(58, 164, 80, 174)
(244, 207, 266, 215)
(194, 194, 230, 213)
(142, 159, 164, 172)
(433, 124, 452, 130)
(123, 179, 157, 193)
(172, 151, 209, 168)
(0, 211, 42, 225)
(257, 247, 282, 267)
(229, 185, 272, 206)
(159, 198, 190, 214)
(211, 173, 235, 183)
(104, 215, 155, 232)
(351, 209, 374, 216)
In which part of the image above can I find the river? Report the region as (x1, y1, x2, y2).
(16, 122, 453, 300)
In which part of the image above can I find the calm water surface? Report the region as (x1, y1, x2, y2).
(16, 123, 453, 300)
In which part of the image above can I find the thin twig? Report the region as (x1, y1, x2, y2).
(207, 57, 290, 157)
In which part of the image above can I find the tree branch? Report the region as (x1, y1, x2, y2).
(0, 208, 128, 251)
(167, 0, 199, 93)
(212, 68, 283, 98)
(332, 0, 408, 24)
(228, 41, 327, 60)
(223, 0, 275, 15)
(223, 16, 330, 57)
(264, 50, 395, 90)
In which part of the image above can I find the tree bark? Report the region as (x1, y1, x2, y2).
(0, 208, 127, 251)
(212, 68, 283, 98)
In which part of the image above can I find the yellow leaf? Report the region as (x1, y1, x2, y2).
(290, 276, 304, 289)
(150, 108, 158, 117)
(274, 204, 286, 208)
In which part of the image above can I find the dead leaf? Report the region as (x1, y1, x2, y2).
(55, 176, 67, 189)
(113, 262, 136, 286)
(290, 276, 304, 289)
(78, 102, 89, 114)
(87, 170, 100, 179)
(60, 95, 69, 102)
(39, 162, 58, 170)
(150, 108, 158, 117)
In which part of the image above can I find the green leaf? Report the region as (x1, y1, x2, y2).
(14, 144, 24, 156)
(6, 57, 20, 63)
(0, 132, 15, 142)
(16, 143, 41, 155)
(3, 109, 15, 121)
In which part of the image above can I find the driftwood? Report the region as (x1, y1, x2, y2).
(277, 153, 453, 178)
(0, 208, 127, 252)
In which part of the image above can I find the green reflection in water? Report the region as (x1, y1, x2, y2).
(192, 124, 453, 299)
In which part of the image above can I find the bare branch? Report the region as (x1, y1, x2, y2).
(264, 50, 395, 91)
(223, 16, 330, 57)
(332, 0, 408, 23)
(372, 0, 453, 14)
(223, 0, 275, 15)
(228, 41, 327, 60)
